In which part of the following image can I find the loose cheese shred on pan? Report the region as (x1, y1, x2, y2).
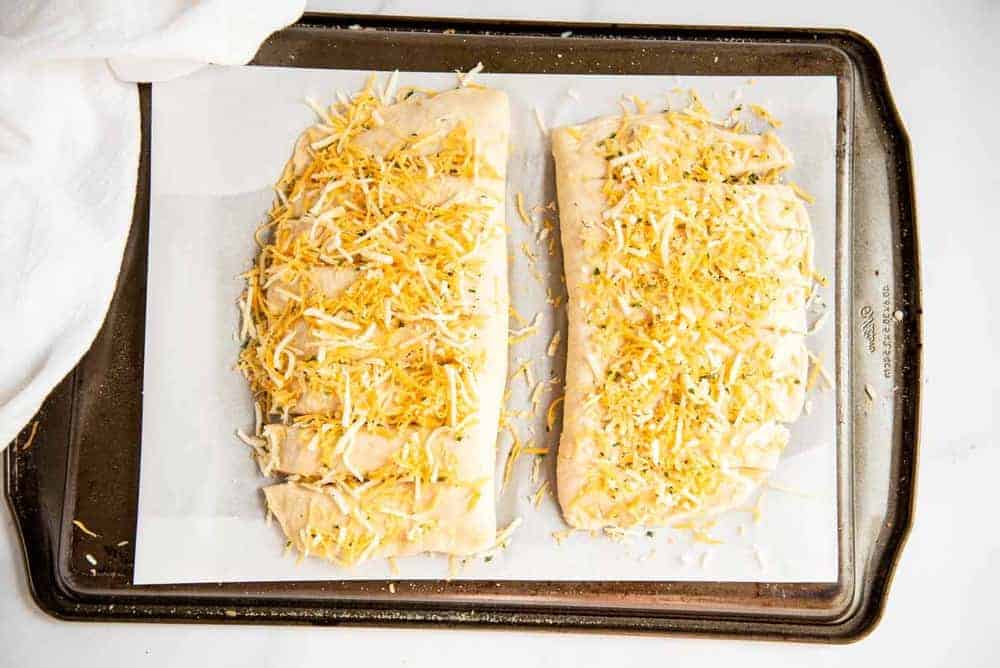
(546, 395, 564, 432)
(304, 96, 334, 125)
(533, 107, 548, 135)
(501, 430, 523, 492)
(447, 555, 463, 579)
(788, 181, 816, 204)
(515, 192, 532, 227)
(547, 329, 562, 357)
(752, 544, 767, 571)
(72, 520, 99, 538)
(807, 309, 830, 335)
(509, 312, 542, 343)
(752, 489, 766, 524)
(457, 61, 484, 87)
(508, 358, 535, 390)
(491, 517, 522, 550)
(530, 380, 546, 412)
(531, 480, 550, 508)
(552, 529, 573, 545)
(749, 104, 783, 128)
(807, 351, 834, 390)
(19, 420, 39, 451)
(381, 70, 399, 104)
(766, 480, 814, 498)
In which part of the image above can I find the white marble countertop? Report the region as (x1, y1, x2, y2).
(3, 1, 997, 665)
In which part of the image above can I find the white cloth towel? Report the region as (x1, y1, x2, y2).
(0, 1, 306, 448)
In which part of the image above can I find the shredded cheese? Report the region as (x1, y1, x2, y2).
(547, 329, 562, 357)
(509, 312, 542, 344)
(457, 62, 484, 87)
(515, 192, 533, 227)
(749, 104, 783, 128)
(531, 480, 550, 508)
(546, 395, 564, 432)
(533, 107, 548, 135)
(19, 420, 39, 451)
(552, 528, 573, 545)
(72, 520, 99, 538)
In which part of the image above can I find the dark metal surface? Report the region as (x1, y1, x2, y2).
(4, 12, 920, 641)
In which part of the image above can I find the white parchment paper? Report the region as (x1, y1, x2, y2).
(135, 66, 838, 584)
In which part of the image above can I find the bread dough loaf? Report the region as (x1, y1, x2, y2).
(552, 110, 812, 530)
(241, 85, 510, 563)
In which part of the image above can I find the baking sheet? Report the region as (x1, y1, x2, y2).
(135, 65, 838, 584)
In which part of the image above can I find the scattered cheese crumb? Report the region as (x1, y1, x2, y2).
(533, 107, 548, 135)
(508, 304, 528, 326)
(807, 310, 829, 335)
(546, 395, 565, 432)
(752, 544, 767, 571)
(894, 309, 904, 321)
(72, 520, 100, 538)
(447, 555, 463, 579)
(84, 553, 97, 567)
(481, 517, 522, 560)
(520, 241, 538, 264)
(789, 181, 816, 204)
(807, 352, 833, 391)
(531, 480, 550, 508)
(389, 583, 396, 594)
(691, 528, 724, 545)
(529, 380, 546, 412)
(457, 62, 484, 87)
(509, 312, 542, 343)
(531, 455, 543, 484)
(19, 420, 39, 451)
(547, 330, 562, 357)
(752, 489, 766, 524)
(501, 429, 523, 492)
(766, 480, 815, 498)
(552, 528, 573, 545)
(749, 104, 783, 128)
(515, 192, 533, 227)
(381, 70, 399, 105)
